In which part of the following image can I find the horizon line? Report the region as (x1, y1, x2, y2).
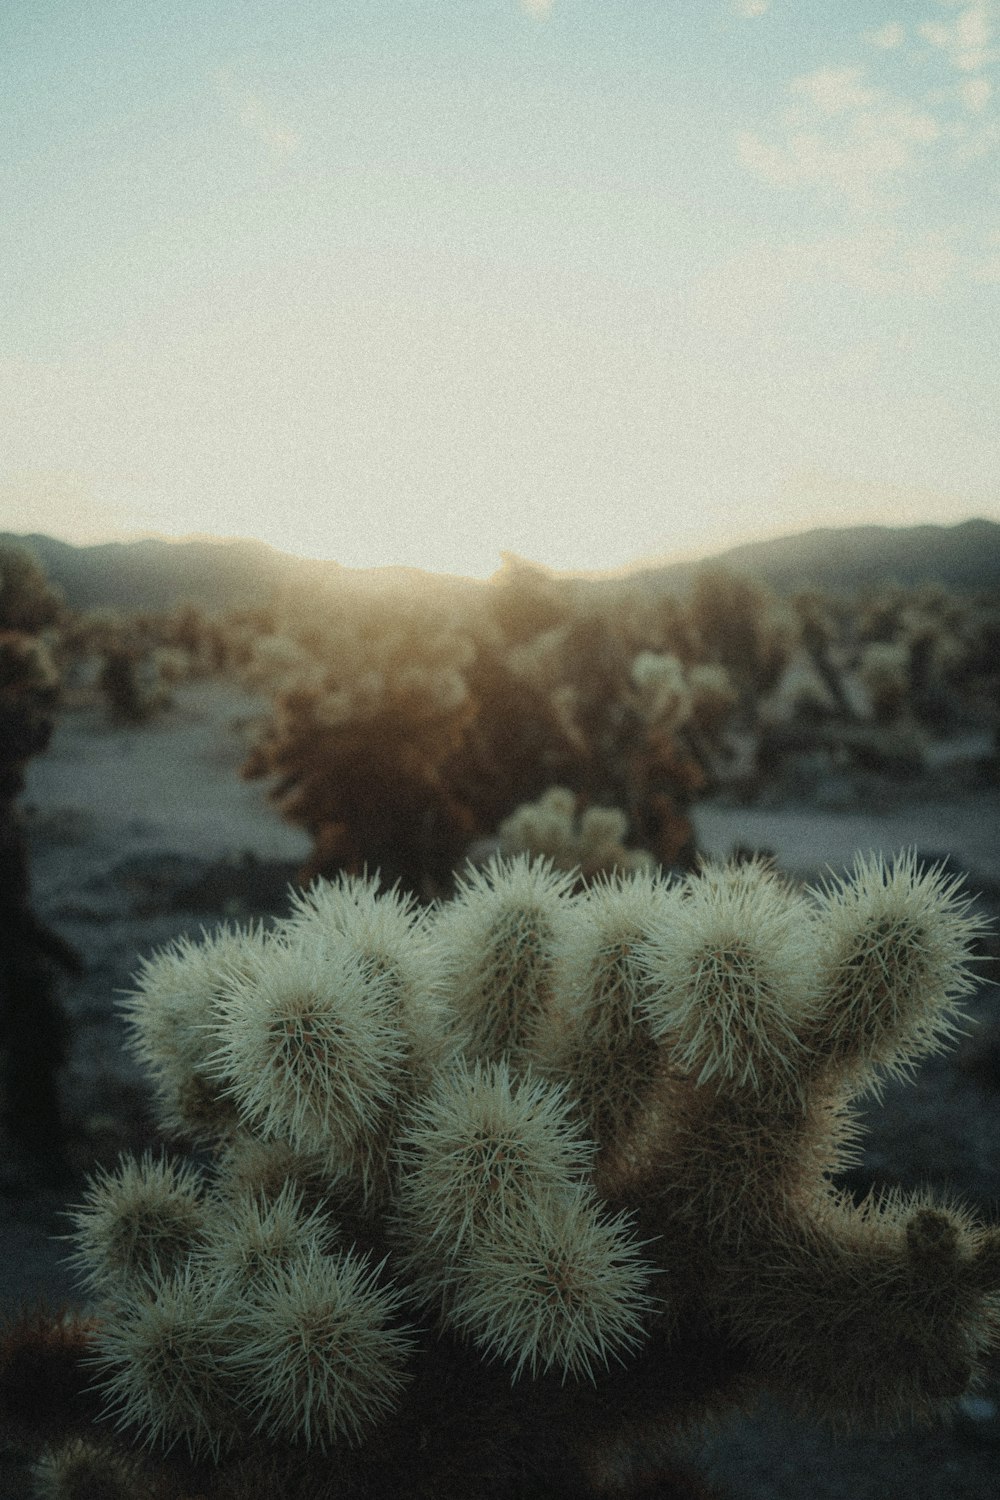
(4, 512, 998, 586)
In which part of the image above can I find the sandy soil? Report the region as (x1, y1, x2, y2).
(4, 678, 1000, 1498)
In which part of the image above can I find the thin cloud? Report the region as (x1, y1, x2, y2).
(738, 70, 941, 208)
(971, 230, 1000, 281)
(960, 75, 993, 109)
(918, 2, 998, 71)
(216, 68, 300, 157)
(791, 65, 876, 115)
(519, 0, 556, 17)
(699, 222, 1000, 303)
(864, 23, 906, 51)
(739, 2, 999, 202)
(735, 9, 999, 291)
(733, 1, 771, 17)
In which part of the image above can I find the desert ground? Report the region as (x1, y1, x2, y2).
(3, 676, 1000, 1498)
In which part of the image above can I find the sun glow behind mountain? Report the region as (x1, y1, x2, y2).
(3, 1, 998, 579)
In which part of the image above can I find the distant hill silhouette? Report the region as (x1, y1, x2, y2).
(0, 533, 304, 614)
(634, 518, 1000, 598)
(3, 518, 999, 615)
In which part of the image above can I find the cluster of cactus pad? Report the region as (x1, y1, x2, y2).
(40, 849, 998, 1497)
(233, 561, 1000, 902)
(237, 570, 739, 894)
(495, 785, 655, 881)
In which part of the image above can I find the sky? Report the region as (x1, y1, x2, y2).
(1, 0, 999, 578)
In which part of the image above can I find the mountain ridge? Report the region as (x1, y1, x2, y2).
(3, 518, 998, 613)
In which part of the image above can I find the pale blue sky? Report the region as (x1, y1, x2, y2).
(2, 0, 998, 575)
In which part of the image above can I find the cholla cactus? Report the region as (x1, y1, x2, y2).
(630, 652, 693, 734)
(236, 569, 758, 897)
(0, 554, 77, 1177)
(0, 541, 64, 633)
(57, 601, 238, 707)
(40, 851, 1000, 1497)
(857, 639, 912, 723)
(31, 1437, 147, 1500)
(766, 651, 841, 725)
(499, 625, 720, 870)
(65, 1152, 209, 1296)
(686, 662, 737, 738)
(242, 632, 328, 696)
(532, 867, 679, 1154)
(240, 585, 479, 892)
(496, 785, 653, 880)
(119, 923, 269, 1144)
(0, 630, 61, 794)
(96, 642, 172, 724)
(430, 855, 578, 1066)
(687, 565, 799, 703)
(848, 582, 981, 732)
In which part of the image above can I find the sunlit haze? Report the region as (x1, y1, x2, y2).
(3, 1, 998, 578)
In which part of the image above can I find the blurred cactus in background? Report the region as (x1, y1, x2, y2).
(687, 568, 799, 708)
(0, 544, 79, 1179)
(238, 563, 754, 896)
(0, 540, 64, 794)
(230, 556, 1000, 901)
(59, 608, 196, 723)
(495, 785, 654, 882)
(739, 576, 1000, 791)
(4, 850, 996, 1498)
(0, 630, 61, 794)
(0, 542, 64, 636)
(240, 579, 481, 893)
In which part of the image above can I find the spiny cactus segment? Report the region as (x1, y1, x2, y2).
(60, 851, 998, 1483)
(31, 1436, 146, 1500)
(497, 785, 654, 880)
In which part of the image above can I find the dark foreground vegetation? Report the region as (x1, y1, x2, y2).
(1, 526, 999, 1500)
